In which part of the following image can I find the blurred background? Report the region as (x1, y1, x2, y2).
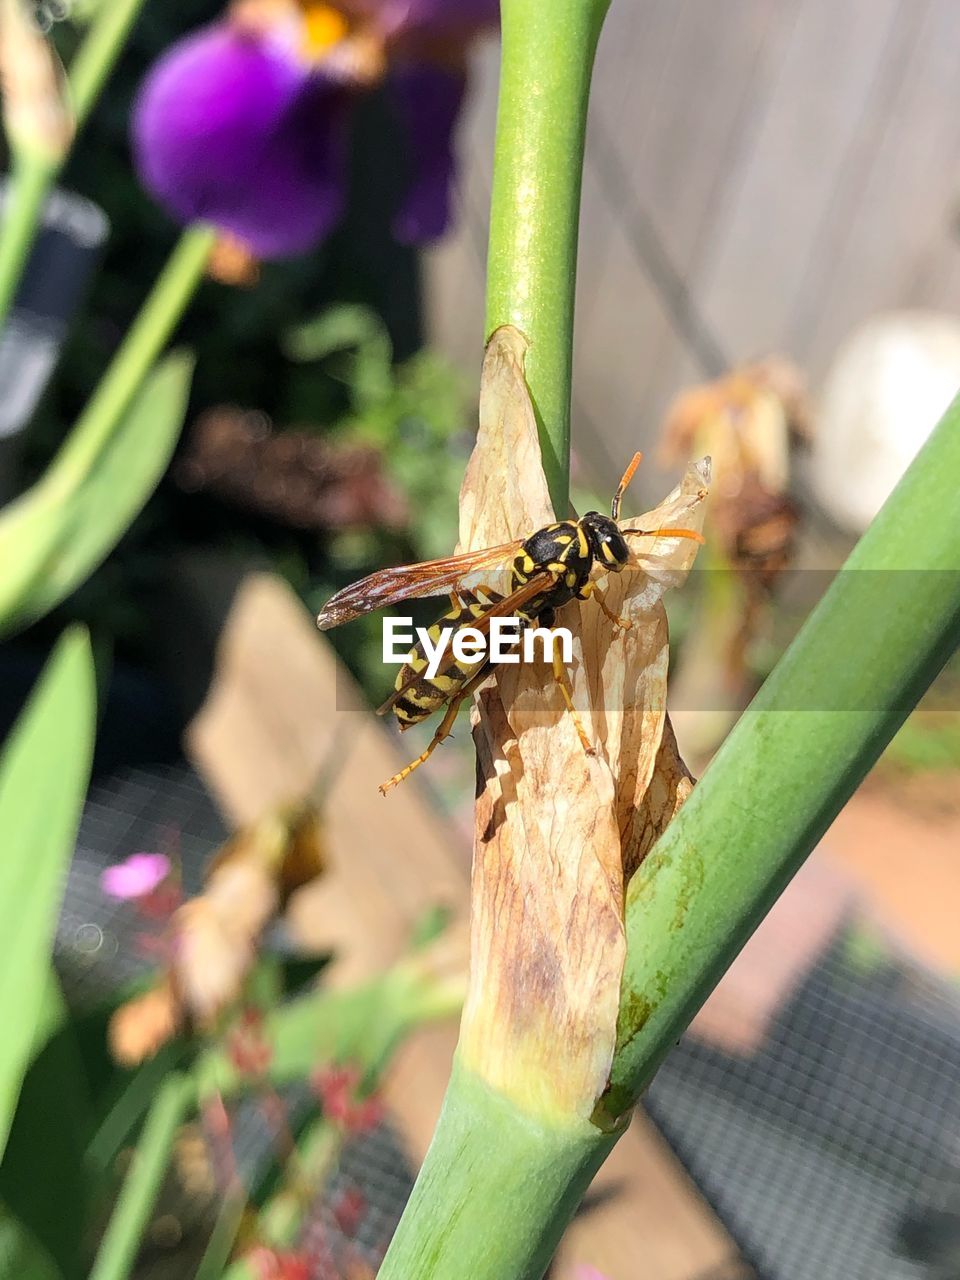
(1, 2, 959, 1279)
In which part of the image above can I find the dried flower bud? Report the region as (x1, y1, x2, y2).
(174, 1123, 218, 1199)
(108, 803, 330, 1059)
(659, 356, 809, 504)
(458, 327, 707, 1122)
(108, 979, 181, 1066)
(658, 356, 809, 593)
(171, 863, 278, 1023)
(0, 0, 73, 161)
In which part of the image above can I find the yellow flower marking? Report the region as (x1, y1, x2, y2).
(301, 2, 349, 55)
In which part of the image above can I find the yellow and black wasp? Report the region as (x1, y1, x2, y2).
(317, 453, 702, 794)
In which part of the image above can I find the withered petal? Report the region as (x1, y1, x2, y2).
(458, 327, 707, 1121)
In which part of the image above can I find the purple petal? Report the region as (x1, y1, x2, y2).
(369, 0, 500, 40)
(388, 62, 466, 243)
(132, 24, 349, 259)
(101, 853, 171, 901)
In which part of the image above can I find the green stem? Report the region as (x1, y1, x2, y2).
(255, 1120, 339, 1249)
(88, 1073, 194, 1280)
(484, 0, 611, 514)
(195, 1194, 248, 1280)
(0, 0, 147, 333)
(87, 1041, 189, 1178)
(380, 1062, 619, 1279)
(39, 224, 214, 504)
(0, 151, 55, 324)
(196, 957, 463, 1099)
(69, 0, 148, 130)
(604, 395, 960, 1113)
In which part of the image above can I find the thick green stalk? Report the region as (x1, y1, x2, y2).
(604, 396, 960, 1113)
(484, 0, 610, 514)
(381, 1062, 619, 1279)
(0, 0, 147, 332)
(381, 403, 960, 1278)
(88, 1073, 194, 1280)
(38, 224, 214, 504)
(384, 7, 616, 1270)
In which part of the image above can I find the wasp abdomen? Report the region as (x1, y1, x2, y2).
(390, 588, 507, 729)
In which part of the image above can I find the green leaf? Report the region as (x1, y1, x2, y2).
(284, 305, 393, 411)
(196, 958, 462, 1100)
(0, 974, 93, 1280)
(87, 1073, 194, 1280)
(0, 353, 194, 635)
(0, 628, 96, 1157)
(0, 1203, 62, 1280)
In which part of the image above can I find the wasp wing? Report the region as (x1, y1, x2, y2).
(316, 540, 524, 631)
(376, 570, 557, 716)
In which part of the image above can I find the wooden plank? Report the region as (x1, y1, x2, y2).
(692, 0, 904, 359)
(798, 0, 960, 379)
(187, 572, 739, 1275)
(427, 0, 960, 505)
(186, 574, 470, 986)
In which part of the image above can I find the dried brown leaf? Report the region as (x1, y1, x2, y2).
(171, 864, 277, 1024)
(171, 805, 326, 1022)
(108, 805, 329, 1061)
(108, 979, 181, 1067)
(457, 326, 706, 1120)
(659, 355, 809, 501)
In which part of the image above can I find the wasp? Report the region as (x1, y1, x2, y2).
(317, 453, 703, 794)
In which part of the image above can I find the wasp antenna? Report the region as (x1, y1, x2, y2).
(625, 525, 705, 545)
(610, 451, 643, 521)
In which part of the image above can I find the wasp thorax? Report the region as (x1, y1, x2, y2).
(580, 512, 630, 571)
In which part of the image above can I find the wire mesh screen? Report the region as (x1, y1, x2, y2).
(645, 935, 960, 1280)
(57, 762, 960, 1279)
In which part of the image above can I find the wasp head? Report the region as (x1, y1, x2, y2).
(581, 512, 630, 571)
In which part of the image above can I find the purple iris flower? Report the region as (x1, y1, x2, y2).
(131, 1, 499, 260)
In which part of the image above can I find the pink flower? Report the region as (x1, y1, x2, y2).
(574, 1269, 612, 1280)
(100, 853, 171, 901)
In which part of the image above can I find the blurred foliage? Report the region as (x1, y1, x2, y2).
(289, 304, 471, 704)
(0, 352, 194, 635)
(285, 303, 469, 560)
(0, 629, 95, 1160)
(7, 2, 470, 713)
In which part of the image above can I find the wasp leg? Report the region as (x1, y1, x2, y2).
(579, 580, 631, 631)
(379, 692, 465, 795)
(595, 587, 631, 631)
(551, 650, 595, 756)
